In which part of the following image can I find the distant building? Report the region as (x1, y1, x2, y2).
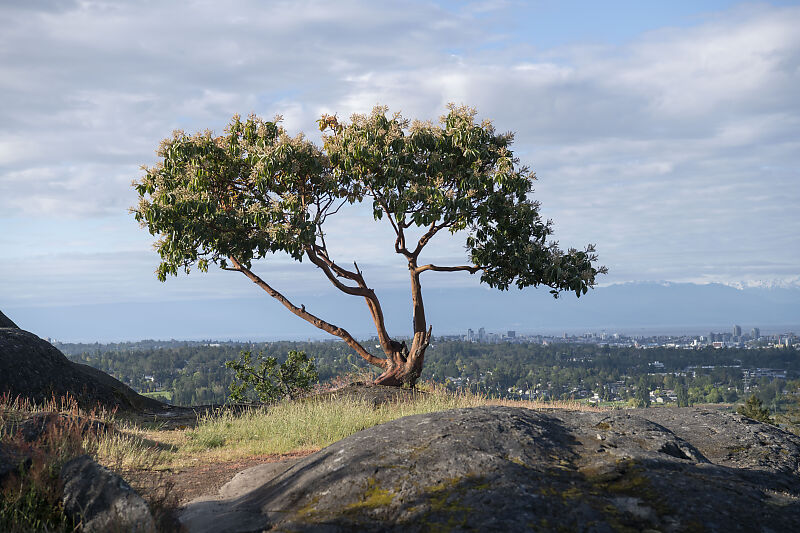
(467, 328, 475, 342)
(478, 327, 486, 342)
(507, 330, 516, 338)
(733, 324, 742, 337)
(751, 327, 760, 339)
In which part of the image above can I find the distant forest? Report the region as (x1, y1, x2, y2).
(60, 339, 800, 412)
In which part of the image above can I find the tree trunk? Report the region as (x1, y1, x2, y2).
(373, 328, 431, 387)
(373, 267, 431, 387)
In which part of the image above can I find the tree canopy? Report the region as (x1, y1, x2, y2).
(133, 104, 606, 386)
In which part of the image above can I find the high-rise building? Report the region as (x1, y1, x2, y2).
(478, 327, 486, 341)
(467, 328, 475, 342)
(733, 325, 742, 337)
(507, 330, 516, 338)
(751, 327, 760, 339)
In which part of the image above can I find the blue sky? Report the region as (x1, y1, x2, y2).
(1, 1, 799, 340)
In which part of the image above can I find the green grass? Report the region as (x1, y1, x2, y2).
(89, 387, 507, 468)
(95, 426, 175, 470)
(141, 390, 173, 401)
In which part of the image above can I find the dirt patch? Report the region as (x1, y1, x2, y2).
(124, 450, 315, 506)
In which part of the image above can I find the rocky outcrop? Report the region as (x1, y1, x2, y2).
(0, 327, 163, 412)
(180, 406, 800, 532)
(0, 309, 18, 329)
(61, 455, 156, 533)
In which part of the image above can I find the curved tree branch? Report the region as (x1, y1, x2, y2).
(306, 246, 367, 295)
(415, 264, 484, 275)
(310, 244, 361, 282)
(372, 193, 412, 258)
(227, 256, 388, 369)
(305, 246, 398, 356)
(412, 221, 450, 258)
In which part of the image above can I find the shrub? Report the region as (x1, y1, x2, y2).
(225, 350, 319, 403)
(737, 394, 773, 424)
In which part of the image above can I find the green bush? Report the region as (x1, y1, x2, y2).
(737, 394, 773, 424)
(225, 350, 319, 403)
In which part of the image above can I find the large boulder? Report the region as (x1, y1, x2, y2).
(61, 455, 156, 533)
(180, 406, 800, 532)
(0, 327, 163, 412)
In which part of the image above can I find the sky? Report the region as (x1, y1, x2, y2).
(1, 1, 799, 340)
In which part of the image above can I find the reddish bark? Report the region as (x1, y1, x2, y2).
(228, 216, 449, 388)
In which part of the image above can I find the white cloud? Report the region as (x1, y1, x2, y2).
(0, 163, 137, 217)
(1, 1, 799, 310)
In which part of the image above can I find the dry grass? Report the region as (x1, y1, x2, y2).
(0, 393, 111, 531)
(419, 381, 606, 412)
(0, 394, 184, 531)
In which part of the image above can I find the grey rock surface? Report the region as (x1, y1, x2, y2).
(61, 455, 156, 533)
(180, 406, 800, 532)
(218, 459, 305, 500)
(632, 407, 800, 474)
(0, 328, 163, 411)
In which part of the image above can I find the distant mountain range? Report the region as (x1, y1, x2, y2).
(7, 281, 799, 342)
(719, 277, 800, 290)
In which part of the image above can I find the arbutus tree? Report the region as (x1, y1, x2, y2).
(133, 104, 606, 387)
